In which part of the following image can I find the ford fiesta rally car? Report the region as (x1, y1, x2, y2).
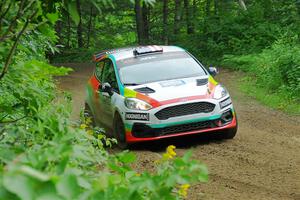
(85, 45, 237, 148)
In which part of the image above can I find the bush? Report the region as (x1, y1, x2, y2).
(1, 29, 208, 200)
(223, 36, 300, 101)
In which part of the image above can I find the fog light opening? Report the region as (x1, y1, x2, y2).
(221, 110, 233, 124)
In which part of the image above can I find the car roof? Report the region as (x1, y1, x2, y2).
(93, 45, 185, 62)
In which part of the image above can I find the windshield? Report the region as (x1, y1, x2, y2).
(117, 51, 207, 85)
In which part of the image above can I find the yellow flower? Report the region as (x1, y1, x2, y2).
(155, 145, 177, 163)
(161, 145, 177, 161)
(178, 184, 190, 198)
(166, 145, 176, 157)
(80, 124, 87, 129)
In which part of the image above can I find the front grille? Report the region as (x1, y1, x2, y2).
(132, 120, 217, 138)
(132, 110, 234, 138)
(155, 102, 215, 120)
(160, 120, 212, 135)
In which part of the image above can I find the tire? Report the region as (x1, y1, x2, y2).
(222, 112, 238, 139)
(223, 126, 237, 139)
(113, 113, 129, 149)
(84, 103, 95, 127)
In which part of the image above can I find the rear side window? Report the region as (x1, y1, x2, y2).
(101, 59, 119, 93)
(95, 61, 105, 80)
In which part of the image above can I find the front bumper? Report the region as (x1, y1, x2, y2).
(122, 97, 237, 143)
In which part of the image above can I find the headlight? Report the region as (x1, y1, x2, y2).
(213, 85, 228, 99)
(124, 98, 152, 110)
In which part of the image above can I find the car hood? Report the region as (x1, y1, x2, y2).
(125, 75, 217, 103)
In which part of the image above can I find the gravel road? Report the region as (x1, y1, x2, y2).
(56, 63, 300, 200)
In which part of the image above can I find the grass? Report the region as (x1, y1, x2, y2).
(239, 76, 300, 115)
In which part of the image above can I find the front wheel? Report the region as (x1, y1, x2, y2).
(223, 126, 237, 139)
(113, 114, 129, 149)
(223, 113, 238, 139)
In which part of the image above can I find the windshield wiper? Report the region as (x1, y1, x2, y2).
(124, 83, 140, 86)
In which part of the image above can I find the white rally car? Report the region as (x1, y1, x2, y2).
(85, 45, 237, 148)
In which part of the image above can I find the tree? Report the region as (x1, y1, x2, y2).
(142, 3, 150, 42)
(174, 0, 182, 35)
(87, 5, 94, 46)
(76, 0, 84, 48)
(163, 0, 168, 44)
(135, 0, 146, 44)
(184, 0, 194, 34)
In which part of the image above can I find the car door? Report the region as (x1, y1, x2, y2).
(96, 59, 119, 128)
(90, 60, 105, 125)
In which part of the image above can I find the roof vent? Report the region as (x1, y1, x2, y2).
(133, 46, 163, 56)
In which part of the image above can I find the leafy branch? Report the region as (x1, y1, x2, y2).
(0, 8, 38, 80)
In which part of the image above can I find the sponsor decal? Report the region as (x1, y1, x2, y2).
(125, 112, 149, 121)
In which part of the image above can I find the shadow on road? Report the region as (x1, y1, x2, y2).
(128, 131, 227, 152)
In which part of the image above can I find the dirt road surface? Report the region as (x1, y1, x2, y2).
(56, 63, 300, 200)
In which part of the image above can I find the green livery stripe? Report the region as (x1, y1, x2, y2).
(125, 123, 133, 131)
(124, 87, 137, 97)
(149, 114, 221, 128)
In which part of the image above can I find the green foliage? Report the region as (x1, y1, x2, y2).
(223, 36, 300, 98)
(238, 77, 300, 114)
(0, 42, 208, 200)
(223, 36, 300, 113)
(1, 2, 208, 199)
(51, 48, 96, 63)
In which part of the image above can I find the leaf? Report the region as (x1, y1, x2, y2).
(19, 165, 50, 182)
(46, 12, 59, 25)
(56, 173, 81, 200)
(90, 0, 102, 14)
(3, 173, 35, 200)
(117, 151, 136, 164)
(67, 2, 80, 25)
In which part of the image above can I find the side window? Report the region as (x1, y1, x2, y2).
(95, 61, 104, 80)
(101, 59, 119, 93)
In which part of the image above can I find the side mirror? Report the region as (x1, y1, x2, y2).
(208, 67, 219, 77)
(100, 82, 113, 96)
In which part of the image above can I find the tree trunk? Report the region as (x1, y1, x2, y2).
(184, 0, 193, 34)
(295, 1, 300, 16)
(55, 20, 63, 45)
(87, 6, 93, 47)
(206, 0, 211, 17)
(163, 0, 168, 44)
(142, 3, 149, 43)
(192, 0, 197, 31)
(173, 0, 181, 35)
(135, 0, 146, 45)
(67, 11, 71, 48)
(76, 0, 83, 48)
(214, 0, 218, 15)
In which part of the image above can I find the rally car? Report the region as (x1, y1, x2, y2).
(85, 45, 237, 148)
